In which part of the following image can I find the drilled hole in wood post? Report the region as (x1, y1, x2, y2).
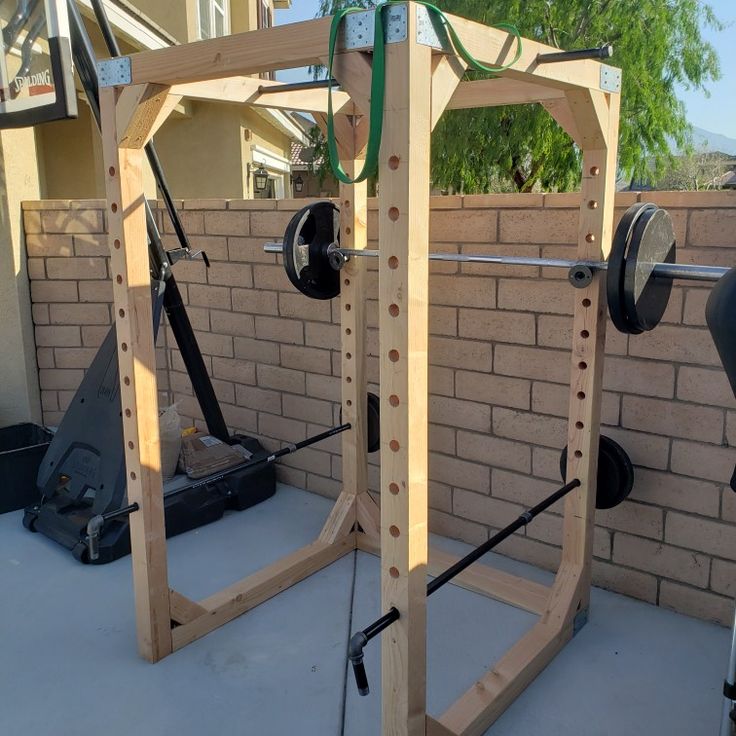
(588, 200, 598, 209)
(344, 279, 350, 286)
(116, 275, 123, 284)
(389, 525, 400, 538)
(388, 155, 400, 170)
(108, 166, 116, 176)
(581, 330, 590, 339)
(590, 166, 600, 176)
(345, 328, 351, 336)
(130, 471, 136, 480)
(346, 400, 352, 407)
(576, 421, 584, 429)
(389, 482, 400, 495)
(389, 395, 400, 407)
(582, 298, 591, 307)
(388, 256, 399, 269)
(111, 203, 118, 213)
(113, 239, 121, 249)
(579, 361, 588, 369)
(389, 440, 400, 452)
(389, 304, 399, 317)
(121, 343, 128, 352)
(388, 350, 400, 363)
(128, 441, 134, 450)
(118, 309, 125, 318)
(585, 233, 595, 243)
(574, 450, 583, 458)
(123, 377, 130, 386)
(124, 409, 131, 418)
(344, 199, 350, 208)
(346, 376, 352, 384)
(577, 391, 586, 400)
(345, 227, 352, 235)
(389, 567, 400, 578)
(388, 207, 400, 222)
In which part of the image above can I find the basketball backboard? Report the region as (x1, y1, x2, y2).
(0, 0, 76, 128)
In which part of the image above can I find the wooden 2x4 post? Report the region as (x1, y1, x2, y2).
(378, 14, 433, 736)
(319, 124, 372, 544)
(100, 85, 173, 663)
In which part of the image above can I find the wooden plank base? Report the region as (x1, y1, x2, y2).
(437, 617, 573, 736)
(356, 535, 549, 616)
(171, 534, 355, 650)
(426, 715, 457, 736)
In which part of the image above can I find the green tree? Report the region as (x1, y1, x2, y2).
(655, 148, 730, 190)
(316, 0, 721, 192)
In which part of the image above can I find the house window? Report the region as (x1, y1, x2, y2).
(257, 0, 275, 79)
(257, 0, 273, 30)
(198, 0, 229, 40)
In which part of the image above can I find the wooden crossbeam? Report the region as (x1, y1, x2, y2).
(357, 536, 549, 615)
(171, 76, 355, 115)
(120, 9, 609, 94)
(171, 535, 355, 650)
(437, 617, 572, 736)
(128, 17, 332, 86)
(444, 12, 605, 91)
(447, 78, 566, 110)
(169, 589, 208, 625)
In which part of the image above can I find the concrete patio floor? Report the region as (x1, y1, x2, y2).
(0, 484, 729, 736)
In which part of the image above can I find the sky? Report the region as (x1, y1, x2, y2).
(274, 0, 736, 140)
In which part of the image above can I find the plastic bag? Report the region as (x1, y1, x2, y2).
(159, 404, 182, 481)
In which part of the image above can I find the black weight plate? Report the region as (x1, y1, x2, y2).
(622, 206, 676, 332)
(339, 392, 381, 453)
(607, 203, 657, 335)
(560, 435, 635, 510)
(367, 392, 380, 453)
(282, 201, 340, 300)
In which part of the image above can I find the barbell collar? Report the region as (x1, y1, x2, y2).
(263, 242, 728, 284)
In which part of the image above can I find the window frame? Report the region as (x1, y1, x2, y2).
(198, 0, 230, 40)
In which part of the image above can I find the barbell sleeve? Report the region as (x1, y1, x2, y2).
(263, 243, 728, 284)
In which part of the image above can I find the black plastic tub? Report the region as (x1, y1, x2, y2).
(0, 423, 54, 514)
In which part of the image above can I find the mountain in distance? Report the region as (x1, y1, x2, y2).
(689, 126, 736, 155)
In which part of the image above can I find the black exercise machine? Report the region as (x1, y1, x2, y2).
(21, 0, 277, 563)
(706, 269, 736, 735)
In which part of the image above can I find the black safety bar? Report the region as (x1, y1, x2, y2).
(348, 478, 582, 695)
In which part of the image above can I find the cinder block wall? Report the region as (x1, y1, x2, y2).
(22, 192, 736, 625)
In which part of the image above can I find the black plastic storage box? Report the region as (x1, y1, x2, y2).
(0, 423, 54, 514)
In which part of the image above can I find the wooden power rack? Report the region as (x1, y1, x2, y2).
(99, 4, 620, 734)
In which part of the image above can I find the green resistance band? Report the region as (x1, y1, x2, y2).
(326, 1, 523, 185)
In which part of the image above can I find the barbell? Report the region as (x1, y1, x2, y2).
(264, 201, 730, 335)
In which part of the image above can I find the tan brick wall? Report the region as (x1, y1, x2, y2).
(21, 191, 736, 626)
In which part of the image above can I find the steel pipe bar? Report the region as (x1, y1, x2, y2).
(257, 78, 338, 94)
(263, 243, 729, 284)
(347, 478, 582, 696)
(537, 44, 613, 63)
